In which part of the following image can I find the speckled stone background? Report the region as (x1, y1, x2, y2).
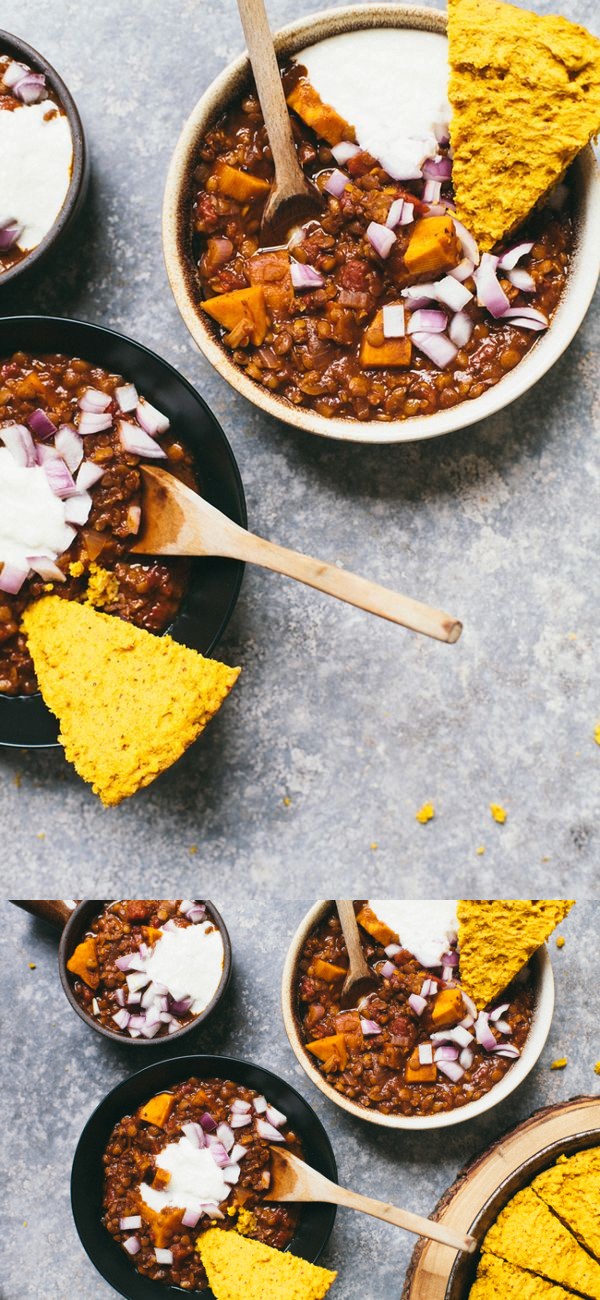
(3, 901, 598, 1300)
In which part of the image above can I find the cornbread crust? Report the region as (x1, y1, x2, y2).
(448, 0, 600, 249)
(457, 900, 574, 1007)
(484, 1186, 600, 1298)
(22, 597, 240, 806)
(470, 1251, 576, 1300)
(197, 1229, 337, 1300)
(532, 1149, 600, 1262)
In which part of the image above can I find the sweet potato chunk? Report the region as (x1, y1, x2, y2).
(431, 987, 464, 1028)
(359, 311, 412, 368)
(143, 1205, 184, 1248)
(286, 78, 355, 146)
(213, 160, 270, 202)
(306, 1033, 348, 1072)
(66, 937, 99, 988)
(404, 215, 461, 277)
(202, 285, 268, 346)
(356, 904, 398, 947)
(138, 1092, 176, 1129)
(248, 250, 294, 320)
(405, 1047, 436, 1083)
(152, 1167, 171, 1190)
(142, 926, 164, 945)
(308, 957, 347, 982)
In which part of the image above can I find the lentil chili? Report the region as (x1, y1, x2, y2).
(103, 1077, 301, 1291)
(191, 65, 572, 423)
(0, 55, 68, 275)
(295, 902, 534, 1117)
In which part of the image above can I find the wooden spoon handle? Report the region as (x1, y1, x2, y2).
(336, 900, 370, 976)
(10, 900, 79, 929)
(236, 0, 306, 195)
(326, 1183, 475, 1254)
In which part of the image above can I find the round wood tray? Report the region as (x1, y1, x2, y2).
(402, 1095, 600, 1299)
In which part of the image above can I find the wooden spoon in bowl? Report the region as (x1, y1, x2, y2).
(267, 1148, 476, 1254)
(235, 0, 323, 244)
(336, 899, 380, 1008)
(131, 466, 463, 644)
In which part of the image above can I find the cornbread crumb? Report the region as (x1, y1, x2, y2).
(28, 962, 36, 970)
(283, 796, 292, 807)
(551, 1057, 568, 1070)
(13, 773, 21, 788)
(416, 801, 435, 824)
(23, 597, 240, 806)
(69, 560, 85, 578)
(370, 841, 378, 851)
(476, 845, 485, 856)
(84, 562, 119, 609)
(189, 844, 198, 855)
(234, 1208, 258, 1237)
(594, 1062, 600, 1076)
(594, 723, 600, 746)
(197, 1229, 336, 1300)
(556, 935, 565, 949)
(36, 831, 45, 840)
(490, 803, 507, 824)
(458, 900, 574, 1008)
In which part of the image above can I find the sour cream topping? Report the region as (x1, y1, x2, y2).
(144, 922, 224, 1014)
(0, 449, 72, 569)
(0, 101, 73, 251)
(295, 28, 450, 180)
(368, 899, 459, 968)
(140, 1137, 228, 1215)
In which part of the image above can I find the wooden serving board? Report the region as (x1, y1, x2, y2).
(402, 1095, 600, 1300)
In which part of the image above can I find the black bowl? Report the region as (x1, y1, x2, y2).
(0, 32, 88, 286)
(71, 1054, 338, 1300)
(0, 315, 246, 747)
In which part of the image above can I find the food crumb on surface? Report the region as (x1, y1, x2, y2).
(13, 773, 22, 788)
(476, 845, 485, 855)
(28, 962, 36, 970)
(84, 562, 120, 609)
(556, 935, 565, 948)
(189, 844, 198, 855)
(370, 841, 378, 851)
(415, 801, 435, 824)
(69, 560, 85, 577)
(567, 632, 577, 640)
(550, 1057, 568, 1070)
(490, 802, 507, 823)
(594, 723, 600, 745)
(283, 796, 292, 807)
(594, 1061, 600, 1076)
(36, 830, 45, 840)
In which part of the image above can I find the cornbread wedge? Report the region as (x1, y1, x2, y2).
(531, 1148, 600, 1262)
(23, 597, 240, 806)
(448, 0, 600, 249)
(470, 1251, 576, 1300)
(457, 900, 574, 1007)
(484, 1186, 600, 1297)
(197, 1229, 337, 1300)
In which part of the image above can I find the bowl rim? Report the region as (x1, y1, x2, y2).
(71, 1051, 338, 1300)
(0, 313, 247, 749)
(58, 899, 233, 1046)
(162, 2, 600, 445)
(0, 29, 87, 286)
(281, 899, 555, 1129)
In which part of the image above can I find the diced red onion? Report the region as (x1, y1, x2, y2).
(78, 411, 113, 435)
(452, 217, 480, 266)
(63, 491, 92, 526)
(507, 268, 535, 293)
(449, 311, 474, 347)
(139, 1021, 161, 1038)
(208, 1141, 231, 1167)
(119, 420, 167, 459)
(489, 1003, 510, 1021)
(43, 458, 78, 499)
(253, 1096, 268, 1114)
(159, 1012, 172, 1023)
(181, 1207, 203, 1228)
(179, 899, 195, 913)
(76, 460, 105, 491)
(434, 1044, 459, 1061)
(136, 398, 170, 437)
(113, 1008, 130, 1029)
(433, 276, 473, 311)
(434, 122, 450, 146)
(256, 1118, 285, 1142)
(379, 960, 396, 979)
(186, 906, 206, 924)
(501, 306, 548, 325)
(402, 283, 437, 302)
(422, 156, 452, 180)
(14, 72, 46, 104)
(323, 169, 349, 198)
(360, 1018, 381, 1036)
(494, 1020, 512, 1035)
(459, 1046, 474, 1070)
(386, 199, 405, 230)
(119, 1216, 141, 1231)
(79, 388, 112, 413)
(449, 257, 475, 283)
(202, 1204, 225, 1221)
(475, 1011, 497, 1051)
(155, 1248, 173, 1265)
(2, 60, 28, 88)
(498, 241, 534, 271)
(223, 1163, 241, 1185)
(115, 382, 139, 413)
(115, 953, 137, 972)
(141, 982, 162, 1009)
(423, 179, 441, 204)
(493, 1044, 520, 1058)
(408, 993, 427, 1016)
(55, 425, 84, 472)
(36, 442, 59, 465)
(436, 1059, 465, 1082)
(382, 304, 405, 338)
(366, 221, 396, 260)
(506, 317, 547, 331)
(182, 1122, 206, 1148)
(384, 943, 402, 958)
(230, 1143, 247, 1163)
(460, 1015, 475, 1029)
(442, 965, 455, 981)
(265, 1104, 286, 1129)
(167, 1020, 180, 1033)
(123, 1236, 141, 1256)
(126, 971, 150, 992)
(28, 408, 56, 440)
(200, 1112, 217, 1132)
(461, 991, 478, 1020)
(408, 309, 447, 335)
(230, 1113, 252, 1128)
(27, 555, 66, 583)
(169, 996, 193, 1015)
(114, 987, 127, 1007)
(230, 1099, 252, 1114)
(1, 422, 36, 466)
(398, 201, 414, 226)
(144, 1006, 162, 1028)
(216, 1122, 234, 1152)
(474, 253, 510, 318)
(418, 1042, 434, 1065)
(331, 140, 360, 164)
(420, 979, 435, 998)
(431, 1025, 473, 1047)
(0, 220, 22, 250)
(0, 562, 28, 594)
(127, 993, 141, 1006)
(161, 919, 179, 933)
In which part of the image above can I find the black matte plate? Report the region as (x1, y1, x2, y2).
(71, 1054, 337, 1300)
(0, 316, 246, 747)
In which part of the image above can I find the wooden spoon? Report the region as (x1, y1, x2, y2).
(336, 899, 379, 1008)
(267, 1148, 476, 1254)
(131, 467, 462, 644)
(236, 0, 323, 244)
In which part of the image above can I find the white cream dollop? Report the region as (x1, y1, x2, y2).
(0, 449, 71, 569)
(0, 101, 73, 252)
(144, 922, 224, 1014)
(368, 899, 459, 967)
(295, 28, 450, 180)
(139, 1137, 228, 1214)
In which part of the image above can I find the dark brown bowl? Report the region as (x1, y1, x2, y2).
(12, 900, 232, 1046)
(0, 29, 88, 285)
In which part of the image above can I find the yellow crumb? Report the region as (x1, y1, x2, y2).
(28, 962, 36, 970)
(594, 723, 600, 746)
(476, 845, 485, 856)
(283, 796, 292, 807)
(36, 831, 45, 840)
(594, 1062, 600, 1076)
(556, 935, 565, 948)
(43, 582, 54, 592)
(370, 841, 378, 851)
(234, 1208, 258, 1237)
(189, 844, 198, 855)
(550, 1057, 568, 1070)
(197, 1228, 336, 1300)
(69, 560, 85, 578)
(13, 773, 22, 788)
(490, 803, 507, 824)
(567, 632, 577, 640)
(416, 801, 435, 824)
(84, 562, 120, 609)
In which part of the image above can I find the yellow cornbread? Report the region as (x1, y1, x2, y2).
(84, 562, 120, 609)
(197, 1229, 337, 1300)
(531, 1148, 600, 1261)
(483, 1185, 600, 1297)
(448, 0, 600, 249)
(22, 597, 239, 806)
(470, 1251, 576, 1300)
(457, 900, 574, 1007)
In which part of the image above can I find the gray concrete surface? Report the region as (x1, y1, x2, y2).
(3, 900, 598, 1300)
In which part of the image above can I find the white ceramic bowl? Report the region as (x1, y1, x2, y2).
(281, 901, 555, 1130)
(163, 3, 600, 445)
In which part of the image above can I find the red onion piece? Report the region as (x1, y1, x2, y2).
(507, 268, 535, 293)
(208, 1141, 231, 1167)
(28, 408, 57, 440)
(1, 422, 36, 466)
(474, 253, 511, 318)
(119, 1216, 142, 1231)
(398, 201, 414, 226)
(230, 1098, 252, 1113)
(54, 425, 84, 473)
(179, 899, 195, 913)
(489, 1003, 510, 1021)
(498, 241, 534, 271)
(119, 420, 167, 458)
(494, 1019, 512, 1035)
(366, 221, 396, 260)
(442, 965, 454, 981)
(434, 122, 450, 146)
(223, 1163, 241, 1185)
(449, 311, 474, 347)
(144, 1006, 162, 1028)
(202, 1204, 225, 1221)
(114, 987, 127, 1007)
(360, 1018, 381, 1036)
(420, 979, 434, 998)
(181, 1207, 202, 1228)
(475, 1011, 497, 1051)
(256, 1117, 285, 1142)
(459, 1046, 474, 1070)
(441, 950, 459, 966)
(408, 993, 427, 1016)
(449, 257, 475, 283)
(501, 306, 548, 325)
(452, 217, 480, 266)
(0, 220, 22, 251)
(436, 1059, 465, 1082)
(384, 943, 402, 958)
(14, 72, 47, 104)
(434, 1044, 459, 1062)
(182, 1122, 206, 1149)
(79, 388, 112, 413)
(431, 1025, 474, 1047)
(379, 960, 396, 979)
(507, 317, 546, 331)
(115, 383, 139, 413)
(386, 199, 405, 230)
(265, 1104, 286, 1128)
(230, 1143, 247, 1163)
(460, 992, 478, 1021)
(200, 1112, 217, 1132)
(230, 1113, 252, 1128)
(0, 562, 29, 593)
(382, 304, 405, 338)
(253, 1095, 268, 1114)
(169, 996, 193, 1015)
(422, 155, 452, 180)
(402, 283, 438, 303)
(78, 411, 113, 435)
(63, 491, 92, 526)
(115, 953, 137, 972)
(216, 1122, 234, 1152)
(423, 179, 442, 204)
(139, 1021, 161, 1038)
(418, 1042, 434, 1065)
(76, 460, 105, 491)
(123, 1236, 141, 1256)
(493, 1044, 520, 1058)
(2, 60, 28, 88)
(136, 398, 170, 437)
(27, 555, 66, 583)
(126, 971, 150, 992)
(112, 1008, 130, 1029)
(331, 140, 360, 165)
(324, 168, 349, 198)
(408, 308, 447, 335)
(155, 1248, 173, 1266)
(291, 260, 325, 291)
(434, 275, 473, 311)
(43, 458, 78, 499)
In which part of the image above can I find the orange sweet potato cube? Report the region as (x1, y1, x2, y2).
(306, 1033, 348, 1072)
(431, 987, 464, 1028)
(202, 285, 268, 346)
(405, 1048, 437, 1083)
(286, 79, 354, 146)
(356, 904, 399, 947)
(142, 926, 164, 945)
(66, 937, 99, 988)
(359, 312, 412, 368)
(213, 160, 270, 202)
(308, 957, 347, 982)
(152, 1167, 171, 1190)
(404, 215, 461, 277)
(138, 1093, 176, 1129)
(143, 1205, 185, 1248)
(248, 249, 294, 320)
